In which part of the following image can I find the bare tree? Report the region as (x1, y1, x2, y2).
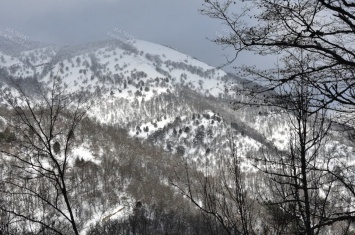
(0, 76, 90, 234)
(252, 75, 355, 234)
(201, 0, 355, 111)
(201, 1, 355, 233)
(171, 130, 256, 235)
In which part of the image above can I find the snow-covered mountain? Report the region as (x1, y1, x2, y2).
(0, 37, 354, 234)
(0, 38, 258, 160)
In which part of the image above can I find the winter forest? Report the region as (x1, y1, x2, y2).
(1, 0, 355, 234)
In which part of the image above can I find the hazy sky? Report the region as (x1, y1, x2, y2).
(0, 0, 274, 72)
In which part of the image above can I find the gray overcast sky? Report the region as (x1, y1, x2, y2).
(0, 0, 274, 72)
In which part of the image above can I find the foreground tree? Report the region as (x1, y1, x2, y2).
(171, 131, 256, 235)
(255, 77, 355, 234)
(0, 76, 89, 234)
(202, 0, 355, 111)
(202, 1, 355, 233)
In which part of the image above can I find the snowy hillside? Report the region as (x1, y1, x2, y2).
(1, 37, 352, 176)
(1, 38, 354, 235)
(0, 39, 230, 99)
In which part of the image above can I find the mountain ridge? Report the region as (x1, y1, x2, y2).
(0, 37, 353, 234)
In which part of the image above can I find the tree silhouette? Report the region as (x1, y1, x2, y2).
(0, 76, 91, 234)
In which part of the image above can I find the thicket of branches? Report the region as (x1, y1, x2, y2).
(177, 0, 355, 234)
(0, 76, 89, 234)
